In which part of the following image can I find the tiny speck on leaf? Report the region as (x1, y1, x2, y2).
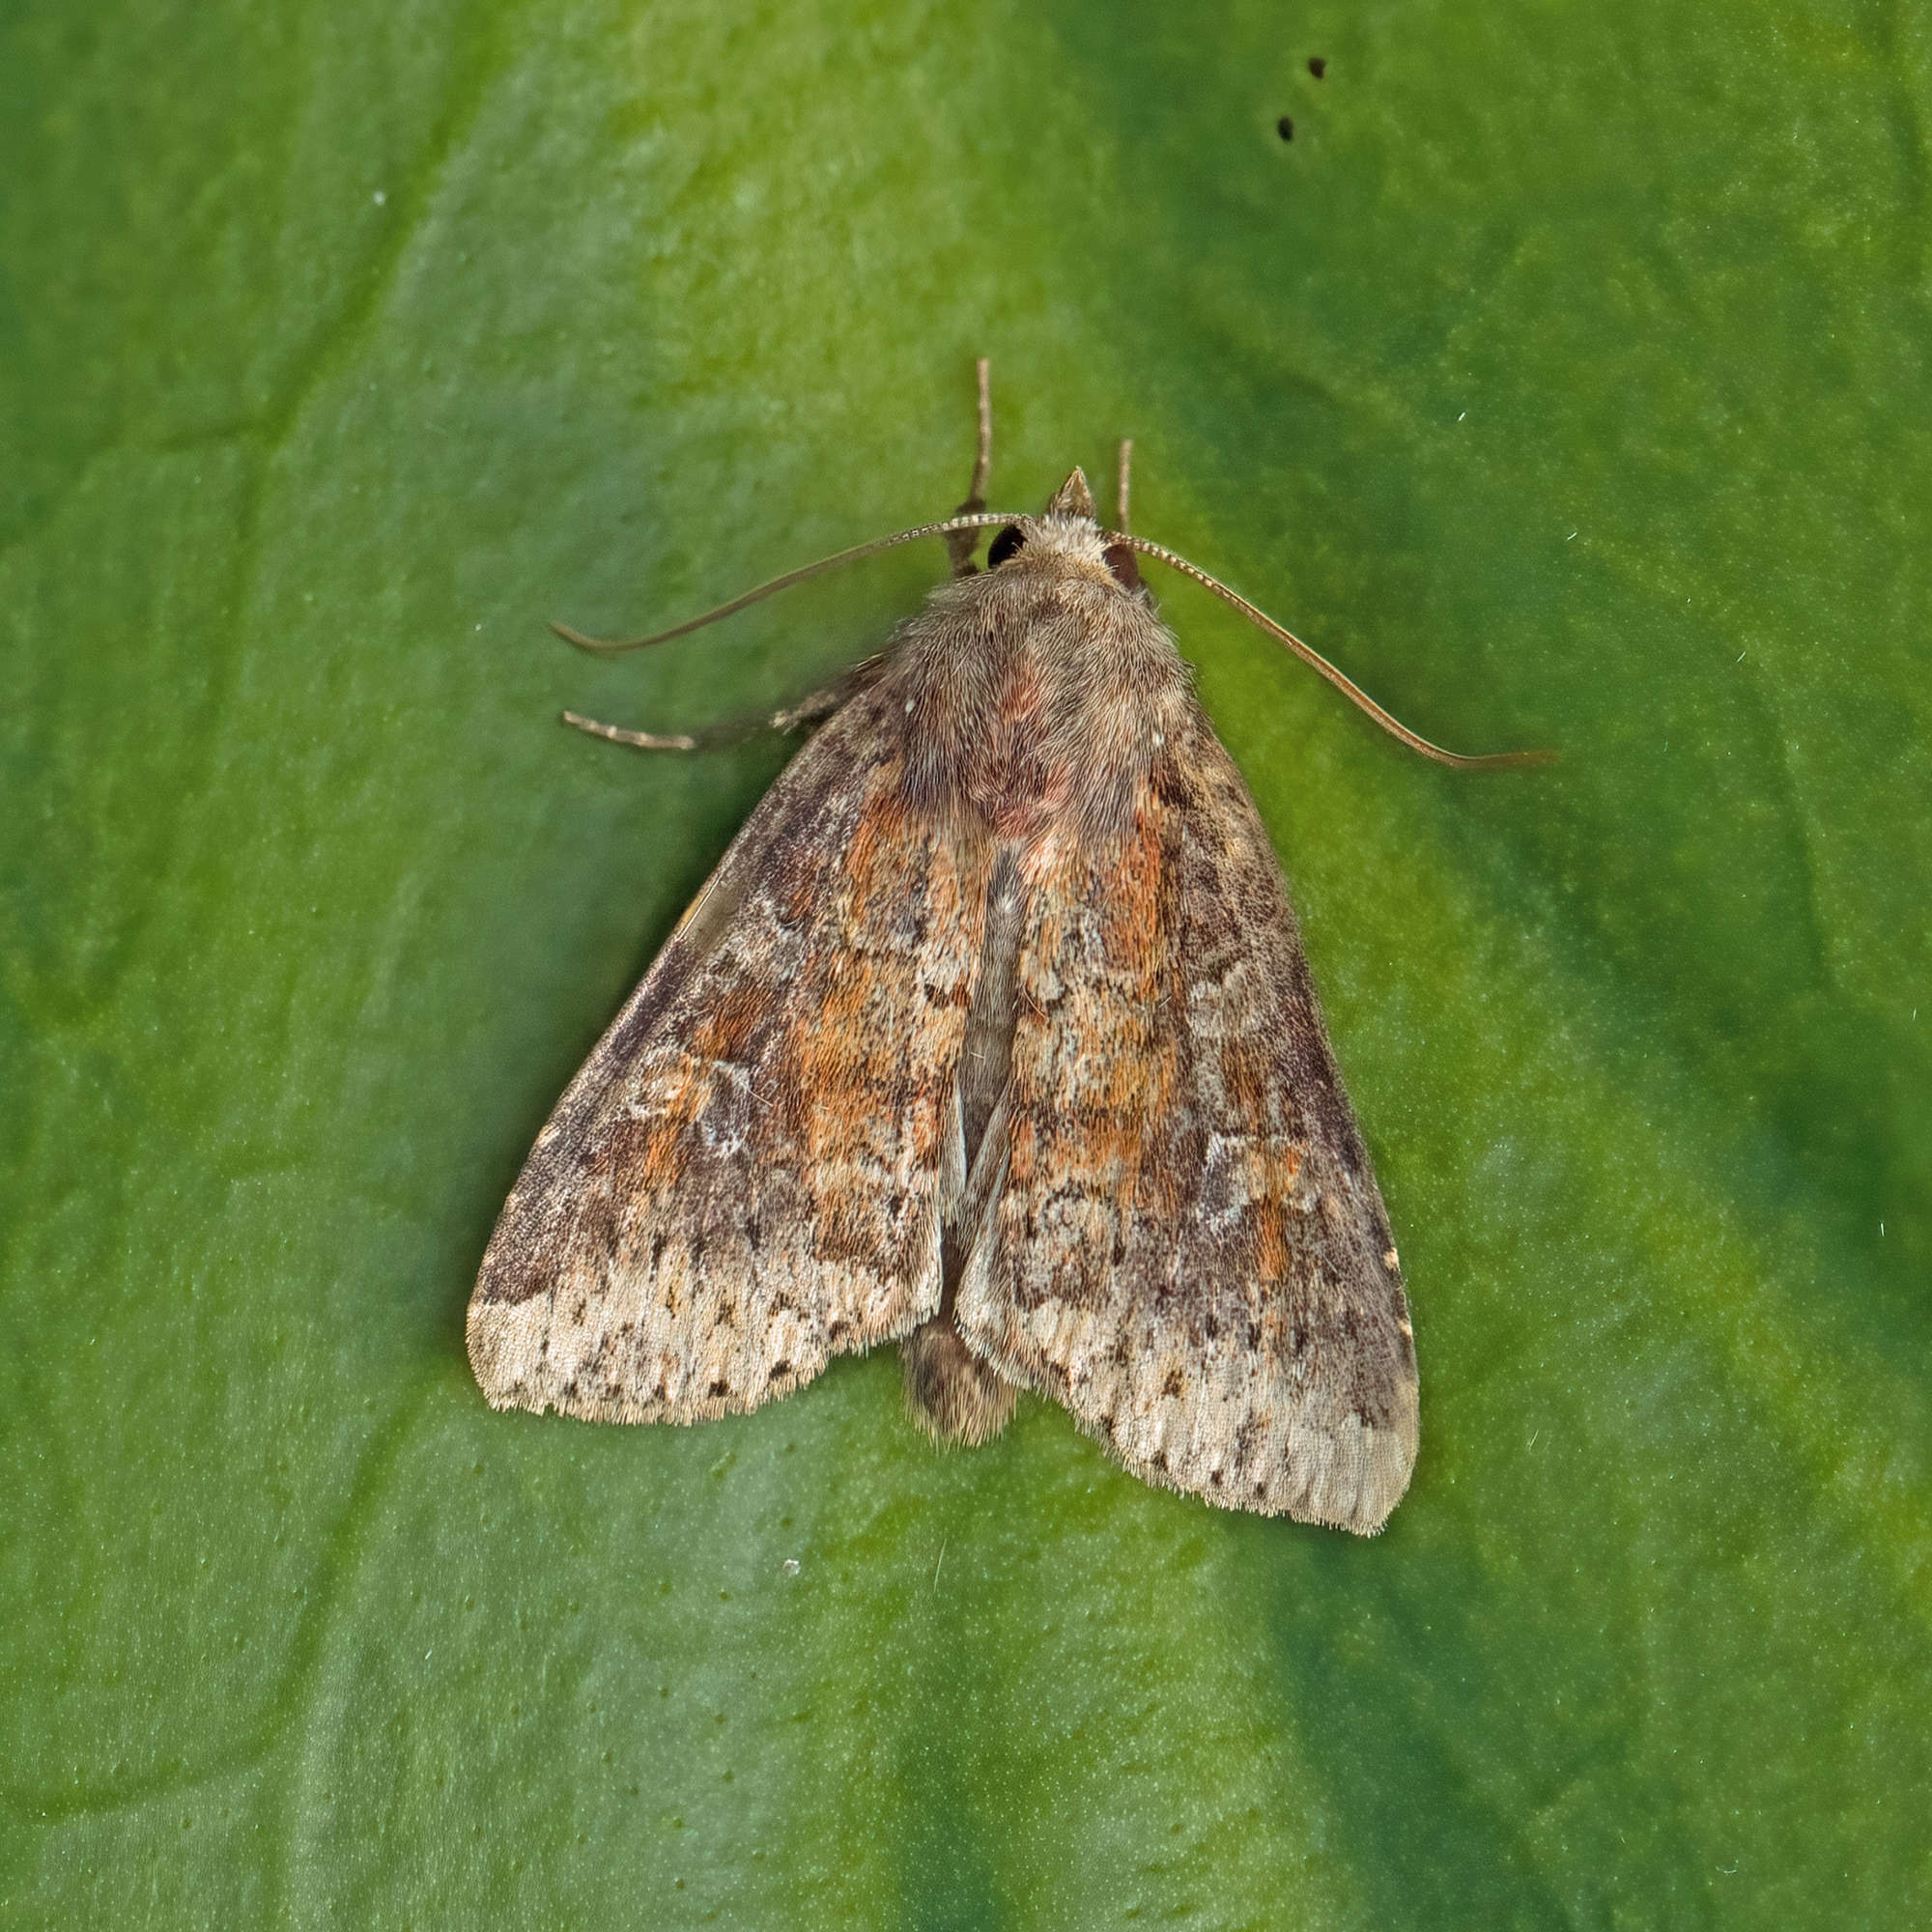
(1308, 56, 1327, 78)
(1277, 116, 1294, 141)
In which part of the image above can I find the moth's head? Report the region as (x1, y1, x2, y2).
(983, 467, 1146, 595)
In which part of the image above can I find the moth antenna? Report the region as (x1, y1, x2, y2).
(552, 512, 1025, 653)
(946, 357, 995, 578)
(970, 357, 993, 505)
(1113, 534, 1556, 770)
(1116, 439, 1133, 534)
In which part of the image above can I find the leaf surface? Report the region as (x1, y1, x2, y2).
(4, 0, 1928, 1923)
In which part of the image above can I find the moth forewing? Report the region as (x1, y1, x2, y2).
(468, 682, 985, 1423)
(940, 688, 1417, 1535)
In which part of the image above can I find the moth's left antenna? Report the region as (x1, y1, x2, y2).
(551, 511, 1022, 654)
(556, 360, 1012, 654)
(944, 357, 995, 579)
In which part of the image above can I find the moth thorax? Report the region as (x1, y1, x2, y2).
(895, 566, 1189, 843)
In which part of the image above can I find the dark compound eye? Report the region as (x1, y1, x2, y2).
(987, 524, 1026, 567)
(1103, 541, 1145, 593)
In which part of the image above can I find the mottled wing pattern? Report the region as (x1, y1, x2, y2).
(469, 684, 989, 1422)
(954, 705, 1418, 1533)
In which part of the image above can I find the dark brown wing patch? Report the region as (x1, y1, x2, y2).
(953, 703, 1418, 1532)
(468, 685, 990, 1422)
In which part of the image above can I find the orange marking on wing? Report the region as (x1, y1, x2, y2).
(788, 773, 989, 1272)
(1253, 1195, 1292, 1284)
(1008, 794, 1185, 1256)
(1219, 1036, 1271, 1122)
(634, 1070, 706, 1191)
(839, 781, 906, 910)
(688, 980, 772, 1064)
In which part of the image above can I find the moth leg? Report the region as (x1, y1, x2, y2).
(1116, 437, 1133, 532)
(561, 684, 847, 753)
(766, 685, 849, 732)
(943, 355, 994, 579)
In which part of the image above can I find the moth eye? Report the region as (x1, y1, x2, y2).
(987, 524, 1026, 567)
(1103, 541, 1145, 593)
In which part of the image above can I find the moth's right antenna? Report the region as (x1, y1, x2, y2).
(1117, 534, 1555, 770)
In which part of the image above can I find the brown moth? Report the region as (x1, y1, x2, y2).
(469, 364, 1544, 1534)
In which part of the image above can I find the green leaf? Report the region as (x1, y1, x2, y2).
(5, 0, 1927, 1923)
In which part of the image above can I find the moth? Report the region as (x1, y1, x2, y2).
(469, 364, 1543, 1534)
